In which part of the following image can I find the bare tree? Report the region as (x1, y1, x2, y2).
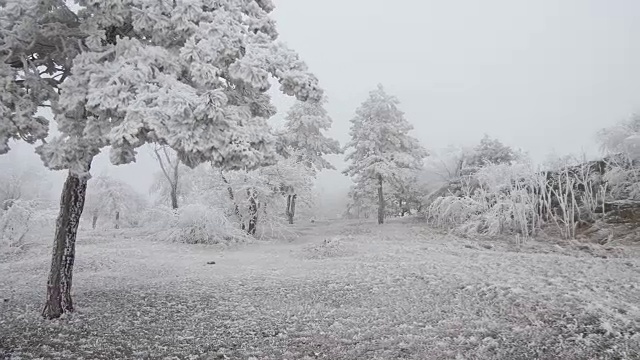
(152, 145, 181, 210)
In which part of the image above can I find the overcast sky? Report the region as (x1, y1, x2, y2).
(7, 0, 640, 214)
(272, 0, 640, 156)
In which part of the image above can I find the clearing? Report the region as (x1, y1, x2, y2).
(1, 218, 639, 359)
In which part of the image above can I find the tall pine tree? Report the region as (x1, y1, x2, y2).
(279, 98, 341, 223)
(343, 84, 426, 224)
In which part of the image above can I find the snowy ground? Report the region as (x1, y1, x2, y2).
(1, 218, 639, 359)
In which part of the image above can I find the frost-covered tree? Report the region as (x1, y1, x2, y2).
(281, 98, 341, 171)
(266, 151, 316, 225)
(467, 134, 519, 170)
(392, 168, 427, 215)
(344, 176, 380, 219)
(233, 152, 314, 232)
(151, 145, 182, 209)
(0, 160, 49, 210)
(0, 0, 321, 319)
(424, 146, 474, 182)
(85, 175, 146, 229)
(597, 115, 640, 200)
(279, 98, 341, 223)
(184, 152, 314, 235)
(598, 114, 640, 158)
(343, 84, 427, 224)
(346, 169, 425, 218)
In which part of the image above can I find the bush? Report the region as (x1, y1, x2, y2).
(0, 200, 34, 248)
(427, 163, 544, 238)
(156, 204, 248, 245)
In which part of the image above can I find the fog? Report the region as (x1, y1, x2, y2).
(5, 0, 640, 216)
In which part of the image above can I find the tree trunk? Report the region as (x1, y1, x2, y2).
(114, 211, 120, 229)
(247, 189, 258, 235)
(286, 195, 292, 223)
(170, 186, 178, 210)
(43, 169, 90, 319)
(377, 174, 384, 225)
(171, 160, 179, 210)
(91, 213, 98, 230)
(286, 194, 297, 224)
(291, 195, 296, 223)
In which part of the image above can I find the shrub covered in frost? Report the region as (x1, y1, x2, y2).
(0, 200, 56, 250)
(0, 200, 33, 248)
(427, 163, 545, 237)
(156, 204, 248, 245)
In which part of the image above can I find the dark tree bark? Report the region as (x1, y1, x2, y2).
(377, 174, 384, 225)
(114, 211, 120, 229)
(290, 195, 296, 223)
(286, 194, 297, 224)
(247, 189, 258, 235)
(170, 153, 179, 210)
(170, 186, 178, 210)
(43, 169, 90, 319)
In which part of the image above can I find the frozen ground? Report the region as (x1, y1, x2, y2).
(1, 218, 639, 359)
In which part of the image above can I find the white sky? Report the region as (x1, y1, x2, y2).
(6, 0, 640, 214)
(271, 0, 640, 158)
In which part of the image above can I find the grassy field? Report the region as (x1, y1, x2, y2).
(1, 218, 639, 359)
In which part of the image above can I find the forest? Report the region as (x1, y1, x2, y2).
(1, 1, 639, 359)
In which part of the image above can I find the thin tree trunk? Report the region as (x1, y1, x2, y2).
(91, 213, 98, 230)
(286, 194, 297, 224)
(377, 174, 384, 225)
(43, 169, 90, 319)
(290, 195, 296, 224)
(247, 189, 258, 235)
(170, 186, 178, 210)
(171, 159, 179, 210)
(286, 195, 292, 224)
(114, 211, 120, 229)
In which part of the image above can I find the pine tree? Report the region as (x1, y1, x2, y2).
(281, 98, 341, 171)
(343, 84, 427, 224)
(0, 0, 322, 319)
(467, 134, 519, 170)
(279, 98, 341, 223)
